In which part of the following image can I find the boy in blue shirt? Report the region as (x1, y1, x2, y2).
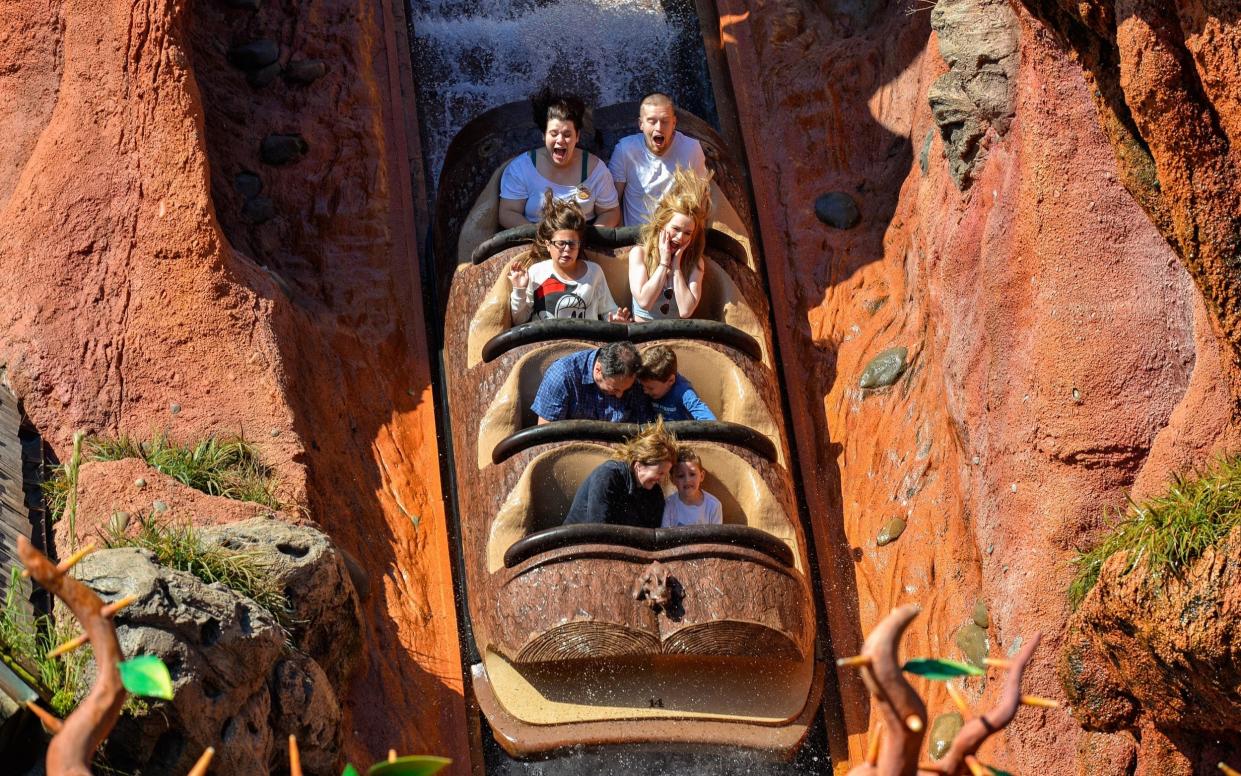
(637, 345, 716, 421)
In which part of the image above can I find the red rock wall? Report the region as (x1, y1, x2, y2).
(716, 0, 1241, 772)
(0, 0, 471, 770)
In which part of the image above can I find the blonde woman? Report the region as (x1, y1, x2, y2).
(562, 419, 677, 528)
(627, 168, 712, 320)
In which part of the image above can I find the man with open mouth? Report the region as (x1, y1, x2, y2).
(608, 92, 710, 226)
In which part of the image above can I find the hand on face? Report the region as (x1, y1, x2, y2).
(507, 260, 528, 289)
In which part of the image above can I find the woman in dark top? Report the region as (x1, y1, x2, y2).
(563, 420, 677, 528)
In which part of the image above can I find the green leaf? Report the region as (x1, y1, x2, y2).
(342, 766, 361, 776)
(902, 657, 984, 680)
(368, 756, 452, 776)
(982, 765, 1014, 776)
(118, 655, 174, 700)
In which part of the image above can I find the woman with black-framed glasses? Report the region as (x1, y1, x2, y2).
(508, 191, 632, 324)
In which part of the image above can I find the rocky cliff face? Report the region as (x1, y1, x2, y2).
(719, 0, 1241, 771)
(4, 0, 1239, 773)
(0, 0, 467, 767)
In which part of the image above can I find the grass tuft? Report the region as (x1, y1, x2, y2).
(43, 433, 282, 520)
(0, 568, 93, 716)
(1068, 454, 1241, 610)
(105, 514, 290, 624)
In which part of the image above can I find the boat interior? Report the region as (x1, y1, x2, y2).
(434, 99, 823, 758)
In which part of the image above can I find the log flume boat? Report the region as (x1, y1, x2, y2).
(433, 100, 825, 759)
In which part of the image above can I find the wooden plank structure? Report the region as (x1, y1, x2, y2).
(0, 386, 38, 614)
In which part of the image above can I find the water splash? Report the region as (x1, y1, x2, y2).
(407, 0, 714, 184)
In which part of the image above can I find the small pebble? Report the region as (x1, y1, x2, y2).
(134, 478, 146, 489)
(152, 500, 168, 513)
(242, 196, 277, 224)
(813, 191, 861, 229)
(260, 134, 309, 166)
(283, 59, 328, 85)
(859, 346, 908, 390)
(246, 62, 282, 88)
(108, 511, 130, 534)
(227, 39, 279, 71)
(928, 712, 964, 760)
(270, 428, 281, 437)
(876, 517, 906, 547)
(955, 622, 988, 667)
(972, 599, 989, 629)
(234, 171, 263, 198)
(169, 402, 181, 415)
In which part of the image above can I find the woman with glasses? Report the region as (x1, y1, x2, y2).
(628, 168, 712, 321)
(509, 192, 632, 324)
(498, 91, 621, 229)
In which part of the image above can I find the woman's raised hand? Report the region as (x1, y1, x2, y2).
(508, 260, 528, 290)
(609, 307, 633, 323)
(658, 228, 674, 268)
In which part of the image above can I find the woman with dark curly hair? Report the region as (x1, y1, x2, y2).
(498, 90, 620, 228)
(508, 191, 631, 323)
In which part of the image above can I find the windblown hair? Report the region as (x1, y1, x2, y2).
(638, 167, 713, 276)
(523, 190, 587, 265)
(638, 344, 678, 382)
(615, 417, 678, 468)
(532, 89, 587, 132)
(675, 445, 703, 471)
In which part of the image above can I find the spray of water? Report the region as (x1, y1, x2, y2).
(407, 0, 705, 184)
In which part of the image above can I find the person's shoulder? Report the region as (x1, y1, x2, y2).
(672, 373, 695, 392)
(703, 490, 722, 507)
(504, 151, 536, 173)
(614, 133, 644, 154)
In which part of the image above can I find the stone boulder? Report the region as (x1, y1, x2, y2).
(74, 541, 345, 775)
(1062, 526, 1241, 771)
(201, 516, 362, 684)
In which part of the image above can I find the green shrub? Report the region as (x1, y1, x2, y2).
(0, 568, 92, 716)
(1068, 454, 1241, 610)
(106, 514, 290, 624)
(44, 433, 282, 521)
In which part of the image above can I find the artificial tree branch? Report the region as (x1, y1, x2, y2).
(17, 535, 125, 776)
(844, 604, 928, 776)
(934, 633, 1042, 775)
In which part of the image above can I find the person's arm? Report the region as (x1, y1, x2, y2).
(670, 255, 705, 318)
(599, 466, 636, 526)
(590, 157, 621, 228)
(498, 157, 532, 229)
(508, 260, 533, 323)
(660, 496, 677, 528)
(498, 198, 528, 229)
(530, 368, 569, 424)
(678, 382, 716, 421)
(607, 147, 629, 226)
(705, 493, 724, 525)
(629, 244, 669, 312)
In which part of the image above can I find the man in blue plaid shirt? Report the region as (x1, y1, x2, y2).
(532, 341, 647, 423)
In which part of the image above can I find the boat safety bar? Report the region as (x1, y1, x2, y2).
(491, 420, 778, 465)
(481, 319, 763, 363)
(470, 224, 748, 267)
(503, 523, 795, 569)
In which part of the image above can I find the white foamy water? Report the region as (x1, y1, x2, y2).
(407, 0, 706, 184)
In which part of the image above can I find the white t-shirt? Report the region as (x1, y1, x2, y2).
(661, 491, 724, 528)
(509, 259, 618, 323)
(607, 131, 708, 226)
(499, 151, 620, 223)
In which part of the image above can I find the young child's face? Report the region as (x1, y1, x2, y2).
(672, 461, 704, 497)
(639, 374, 676, 400)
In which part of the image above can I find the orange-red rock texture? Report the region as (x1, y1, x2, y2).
(715, 0, 1241, 773)
(0, 0, 471, 770)
(4, 0, 1240, 774)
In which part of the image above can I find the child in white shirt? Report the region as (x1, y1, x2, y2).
(661, 447, 723, 527)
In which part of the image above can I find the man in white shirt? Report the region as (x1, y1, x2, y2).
(608, 93, 709, 226)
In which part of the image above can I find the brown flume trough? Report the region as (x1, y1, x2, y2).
(434, 100, 827, 758)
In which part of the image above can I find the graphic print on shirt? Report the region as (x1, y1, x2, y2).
(532, 275, 588, 319)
